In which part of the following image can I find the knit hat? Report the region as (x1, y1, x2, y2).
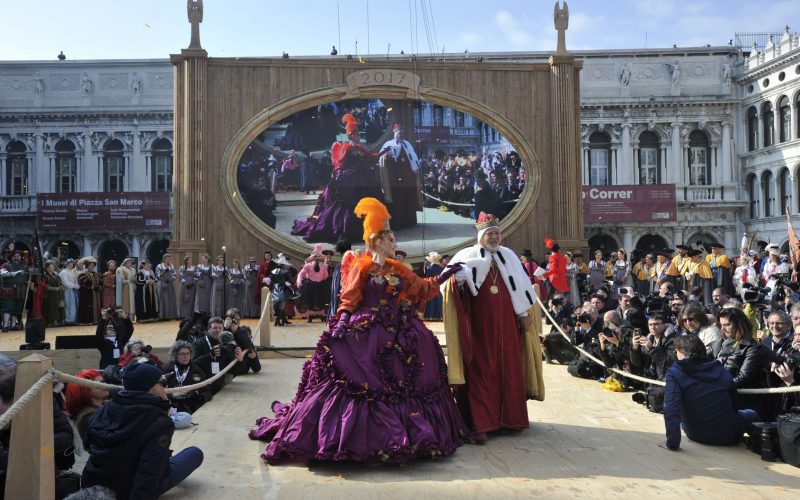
(121, 361, 163, 392)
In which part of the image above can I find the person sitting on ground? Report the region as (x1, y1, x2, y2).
(630, 313, 678, 382)
(718, 307, 770, 419)
(192, 316, 244, 394)
(162, 340, 212, 414)
(773, 325, 800, 415)
(678, 304, 721, 357)
(65, 369, 110, 450)
(118, 339, 164, 368)
(224, 308, 261, 375)
(662, 334, 759, 450)
(81, 361, 204, 499)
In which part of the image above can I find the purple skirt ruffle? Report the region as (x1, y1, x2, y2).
(249, 307, 468, 465)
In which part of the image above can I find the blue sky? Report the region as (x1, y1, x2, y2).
(2, 0, 798, 60)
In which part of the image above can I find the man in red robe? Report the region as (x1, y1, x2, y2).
(543, 238, 569, 294)
(256, 250, 277, 304)
(445, 212, 542, 442)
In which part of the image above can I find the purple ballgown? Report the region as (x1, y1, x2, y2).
(249, 260, 468, 464)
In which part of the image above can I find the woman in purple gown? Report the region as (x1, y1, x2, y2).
(291, 113, 384, 244)
(251, 198, 467, 465)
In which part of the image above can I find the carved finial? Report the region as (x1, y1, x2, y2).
(187, 0, 203, 49)
(553, 1, 569, 55)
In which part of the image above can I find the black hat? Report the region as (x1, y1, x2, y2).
(121, 361, 163, 392)
(710, 243, 724, 249)
(676, 244, 690, 250)
(522, 248, 533, 257)
(573, 252, 584, 258)
(687, 249, 703, 257)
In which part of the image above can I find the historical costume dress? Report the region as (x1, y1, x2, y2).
(210, 265, 228, 317)
(115, 260, 137, 318)
(378, 125, 421, 230)
(588, 258, 606, 292)
(43, 268, 65, 327)
(227, 266, 245, 312)
(178, 263, 197, 319)
(270, 256, 296, 326)
(242, 261, 261, 318)
(77, 259, 102, 324)
(59, 263, 80, 325)
(423, 253, 444, 320)
(194, 263, 213, 315)
(102, 266, 117, 309)
(566, 260, 580, 306)
(706, 245, 733, 295)
(688, 250, 715, 307)
(250, 198, 467, 464)
(296, 245, 330, 321)
(543, 241, 569, 295)
(135, 266, 158, 321)
(291, 113, 384, 244)
(156, 261, 178, 320)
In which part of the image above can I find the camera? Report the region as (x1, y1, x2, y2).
(218, 331, 237, 348)
(142, 344, 153, 354)
(763, 348, 799, 372)
(576, 312, 592, 325)
(230, 318, 239, 325)
(551, 297, 563, 307)
(618, 287, 628, 296)
(742, 284, 770, 304)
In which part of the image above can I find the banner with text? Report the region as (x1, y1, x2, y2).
(37, 192, 170, 230)
(582, 184, 676, 223)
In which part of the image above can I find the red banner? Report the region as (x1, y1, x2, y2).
(37, 192, 170, 230)
(582, 184, 676, 223)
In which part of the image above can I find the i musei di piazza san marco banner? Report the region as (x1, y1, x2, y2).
(582, 184, 677, 223)
(37, 192, 169, 230)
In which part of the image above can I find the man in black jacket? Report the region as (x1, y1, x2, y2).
(95, 307, 134, 369)
(224, 309, 261, 375)
(82, 361, 203, 499)
(192, 316, 243, 393)
(630, 314, 678, 381)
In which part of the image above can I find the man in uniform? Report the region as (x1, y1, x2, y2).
(666, 244, 692, 291)
(654, 249, 672, 288)
(443, 212, 544, 442)
(706, 243, 732, 295)
(688, 249, 714, 308)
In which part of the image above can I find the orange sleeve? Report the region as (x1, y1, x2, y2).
(337, 262, 368, 313)
(398, 264, 439, 303)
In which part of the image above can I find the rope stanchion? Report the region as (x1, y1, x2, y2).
(0, 370, 54, 430)
(534, 294, 800, 394)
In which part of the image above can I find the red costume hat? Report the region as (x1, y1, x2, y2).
(342, 113, 358, 136)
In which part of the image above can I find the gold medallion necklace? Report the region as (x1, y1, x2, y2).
(489, 261, 500, 295)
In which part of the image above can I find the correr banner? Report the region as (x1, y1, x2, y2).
(582, 184, 677, 223)
(37, 192, 170, 230)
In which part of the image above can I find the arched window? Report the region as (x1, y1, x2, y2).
(103, 139, 125, 192)
(688, 130, 710, 185)
(778, 96, 791, 143)
(151, 139, 173, 192)
(748, 174, 759, 219)
(55, 140, 77, 193)
(762, 170, 775, 217)
(589, 132, 610, 186)
(763, 102, 774, 147)
(638, 131, 660, 184)
(779, 168, 792, 214)
(5, 141, 28, 196)
(746, 107, 758, 151)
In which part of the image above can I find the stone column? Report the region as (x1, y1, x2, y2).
(83, 133, 95, 192)
(0, 154, 6, 194)
(623, 227, 634, 252)
(581, 145, 589, 183)
(632, 143, 640, 184)
(610, 146, 618, 184)
(132, 235, 141, 258)
(621, 124, 631, 185)
(721, 122, 731, 184)
(548, 54, 584, 250)
(132, 132, 143, 191)
(168, 48, 210, 264)
(82, 236, 92, 257)
(757, 112, 764, 149)
(33, 134, 45, 195)
(792, 103, 798, 141)
(659, 145, 668, 184)
(671, 123, 681, 185)
(774, 104, 782, 143)
(724, 226, 736, 253)
(673, 226, 683, 247)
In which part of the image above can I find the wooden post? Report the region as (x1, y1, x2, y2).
(257, 287, 272, 347)
(5, 354, 54, 500)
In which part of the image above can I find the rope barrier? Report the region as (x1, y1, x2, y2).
(0, 370, 54, 430)
(420, 191, 519, 207)
(534, 295, 800, 395)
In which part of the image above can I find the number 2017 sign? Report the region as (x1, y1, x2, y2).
(346, 70, 420, 94)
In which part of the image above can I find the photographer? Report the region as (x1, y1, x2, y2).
(572, 305, 602, 350)
(630, 313, 677, 382)
(542, 294, 577, 364)
(192, 316, 244, 394)
(118, 339, 164, 368)
(597, 310, 635, 380)
(224, 308, 261, 375)
(95, 307, 134, 369)
(175, 310, 210, 344)
(162, 340, 212, 414)
(772, 328, 800, 415)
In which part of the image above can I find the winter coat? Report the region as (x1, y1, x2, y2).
(663, 357, 745, 449)
(162, 361, 211, 414)
(81, 390, 173, 500)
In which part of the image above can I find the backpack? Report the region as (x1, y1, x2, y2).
(777, 408, 800, 467)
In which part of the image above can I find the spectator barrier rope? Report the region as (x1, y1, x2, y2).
(534, 294, 800, 395)
(0, 358, 240, 430)
(420, 191, 519, 208)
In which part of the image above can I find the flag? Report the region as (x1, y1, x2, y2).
(786, 206, 800, 267)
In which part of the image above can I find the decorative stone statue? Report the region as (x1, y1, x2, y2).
(132, 73, 141, 95)
(721, 64, 731, 85)
(187, 0, 203, 49)
(619, 63, 631, 87)
(81, 72, 93, 96)
(33, 73, 44, 96)
(670, 60, 681, 87)
(553, 1, 569, 55)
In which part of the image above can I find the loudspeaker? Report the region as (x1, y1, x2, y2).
(25, 317, 46, 344)
(20, 342, 50, 350)
(55, 335, 100, 349)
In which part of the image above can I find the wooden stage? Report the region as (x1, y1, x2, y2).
(160, 356, 799, 499)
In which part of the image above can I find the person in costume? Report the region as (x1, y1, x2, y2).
(291, 113, 384, 244)
(227, 259, 245, 312)
(256, 250, 277, 306)
(250, 197, 467, 464)
(666, 244, 692, 291)
(423, 252, 444, 320)
(242, 257, 261, 319)
(443, 212, 545, 442)
(296, 244, 330, 322)
(43, 260, 65, 327)
(588, 249, 606, 292)
(394, 249, 413, 271)
(270, 254, 295, 327)
(59, 258, 80, 325)
(135, 259, 158, 321)
(115, 257, 137, 319)
(687, 249, 714, 308)
(102, 260, 117, 309)
(633, 253, 656, 295)
(194, 254, 213, 315)
(521, 250, 549, 302)
(762, 248, 789, 301)
(0, 252, 28, 331)
(706, 243, 732, 295)
(653, 250, 671, 288)
(543, 238, 568, 296)
(209, 255, 228, 318)
(565, 252, 580, 306)
(328, 239, 354, 319)
(178, 256, 197, 320)
(611, 249, 632, 298)
(156, 254, 178, 320)
(77, 257, 102, 325)
(733, 254, 758, 300)
(378, 124, 421, 230)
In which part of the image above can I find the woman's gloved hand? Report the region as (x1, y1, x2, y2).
(436, 263, 464, 285)
(330, 311, 351, 338)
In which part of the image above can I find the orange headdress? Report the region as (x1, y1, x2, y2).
(342, 113, 359, 136)
(354, 197, 391, 246)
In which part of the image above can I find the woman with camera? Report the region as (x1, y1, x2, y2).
(95, 307, 133, 369)
(118, 339, 164, 368)
(162, 340, 211, 414)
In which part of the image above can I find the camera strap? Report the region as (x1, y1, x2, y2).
(174, 366, 189, 386)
